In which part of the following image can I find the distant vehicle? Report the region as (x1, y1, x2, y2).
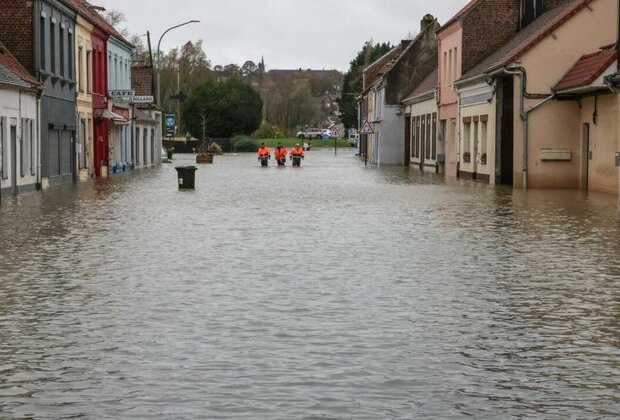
(297, 128, 324, 139)
(348, 133, 359, 147)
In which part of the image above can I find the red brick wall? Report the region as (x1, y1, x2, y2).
(461, 0, 522, 73)
(0, 0, 35, 74)
(131, 65, 154, 96)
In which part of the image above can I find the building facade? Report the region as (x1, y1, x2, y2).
(131, 64, 162, 169)
(403, 68, 440, 171)
(107, 35, 133, 174)
(0, 42, 42, 198)
(75, 13, 94, 181)
(0, 0, 78, 188)
(456, 0, 615, 189)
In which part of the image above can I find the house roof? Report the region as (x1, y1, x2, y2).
(460, 0, 590, 82)
(68, 0, 133, 47)
(0, 41, 40, 88)
(437, 0, 480, 34)
(363, 41, 412, 93)
(554, 48, 617, 90)
(403, 67, 438, 102)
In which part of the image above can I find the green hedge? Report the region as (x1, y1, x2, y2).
(232, 136, 259, 153)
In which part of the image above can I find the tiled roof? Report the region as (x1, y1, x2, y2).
(437, 0, 480, 33)
(554, 48, 617, 90)
(68, 0, 133, 47)
(403, 67, 438, 102)
(363, 41, 412, 92)
(0, 41, 39, 88)
(460, 0, 589, 82)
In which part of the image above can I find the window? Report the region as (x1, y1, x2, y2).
(473, 121, 479, 162)
(108, 54, 112, 88)
(425, 114, 431, 160)
(448, 49, 452, 86)
(86, 50, 92, 93)
(463, 121, 471, 163)
(30, 119, 35, 176)
(420, 115, 426, 159)
(20, 119, 34, 177)
(50, 19, 56, 74)
(452, 47, 458, 86)
(443, 52, 447, 85)
(40, 16, 46, 70)
(1, 117, 7, 179)
(151, 129, 155, 163)
(59, 24, 65, 77)
(68, 30, 73, 81)
(410, 116, 415, 158)
(78, 46, 84, 92)
(79, 118, 86, 169)
(20, 119, 27, 176)
(415, 116, 421, 158)
(143, 128, 148, 164)
(136, 127, 140, 164)
(481, 120, 488, 165)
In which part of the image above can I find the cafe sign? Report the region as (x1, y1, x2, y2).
(109, 90, 135, 98)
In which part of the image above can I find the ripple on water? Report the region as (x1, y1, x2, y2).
(1, 150, 620, 418)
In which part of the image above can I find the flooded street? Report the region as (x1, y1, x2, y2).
(1, 148, 620, 418)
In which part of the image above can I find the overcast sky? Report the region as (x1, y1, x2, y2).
(96, 0, 470, 71)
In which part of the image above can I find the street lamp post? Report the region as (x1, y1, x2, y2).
(156, 20, 200, 108)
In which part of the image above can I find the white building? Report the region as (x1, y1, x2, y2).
(107, 35, 133, 174)
(403, 68, 441, 172)
(0, 43, 41, 199)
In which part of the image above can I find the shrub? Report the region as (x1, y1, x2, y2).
(251, 122, 287, 139)
(207, 142, 223, 154)
(232, 137, 259, 153)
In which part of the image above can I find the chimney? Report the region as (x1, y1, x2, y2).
(420, 14, 436, 33)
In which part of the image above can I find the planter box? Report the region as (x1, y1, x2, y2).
(196, 153, 214, 164)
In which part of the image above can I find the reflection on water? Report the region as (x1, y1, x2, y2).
(1, 149, 619, 418)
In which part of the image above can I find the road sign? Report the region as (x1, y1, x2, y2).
(359, 119, 374, 135)
(165, 114, 176, 137)
(332, 129, 341, 138)
(131, 95, 154, 104)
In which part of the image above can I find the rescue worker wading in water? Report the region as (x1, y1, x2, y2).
(274, 144, 287, 166)
(257, 143, 271, 167)
(289, 143, 305, 167)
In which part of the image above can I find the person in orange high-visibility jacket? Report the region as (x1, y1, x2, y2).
(257, 143, 271, 167)
(257, 143, 271, 159)
(289, 144, 305, 158)
(289, 143, 305, 167)
(274, 144, 287, 166)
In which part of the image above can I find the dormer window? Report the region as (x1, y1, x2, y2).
(520, 0, 545, 29)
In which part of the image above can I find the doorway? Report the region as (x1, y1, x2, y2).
(10, 124, 17, 195)
(497, 76, 514, 185)
(404, 115, 411, 166)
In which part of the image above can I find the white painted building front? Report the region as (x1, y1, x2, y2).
(0, 47, 41, 198)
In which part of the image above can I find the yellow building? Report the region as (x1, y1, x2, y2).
(456, 0, 616, 190)
(75, 15, 94, 181)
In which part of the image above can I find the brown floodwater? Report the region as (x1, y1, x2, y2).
(1, 148, 619, 418)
